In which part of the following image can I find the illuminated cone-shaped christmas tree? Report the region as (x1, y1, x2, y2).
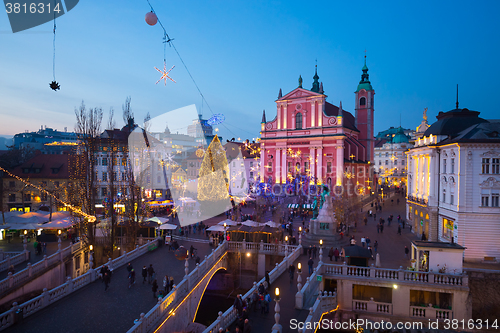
(197, 135, 231, 215)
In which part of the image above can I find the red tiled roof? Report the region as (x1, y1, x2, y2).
(10, 154, 84, 179)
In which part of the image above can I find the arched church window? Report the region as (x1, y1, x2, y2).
(295, 113, 303, 129)
(360, 97, 366, 106)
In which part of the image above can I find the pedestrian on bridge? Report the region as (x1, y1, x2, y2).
(152, 279, 158, 298)
(148, 264, 155, 284)
(163, 275, 169, 294)
(289, 264, 295, 283)
(103, 272, 110, 291)
(308, 257, 314, 275)
(142, 266, 147, 284)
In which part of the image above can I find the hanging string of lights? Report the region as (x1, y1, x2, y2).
(0, 166, 96, 223)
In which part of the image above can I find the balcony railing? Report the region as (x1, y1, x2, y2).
(353, 300, 393, 315)
(322, 264, 468, 287)
(407, 196, 428, 205)
(410, 305, 452, 320)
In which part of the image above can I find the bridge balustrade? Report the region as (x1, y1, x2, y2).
(203, 244, 302, 333)
(0, 251, 28, 273)
(294, 291, 337, 333)
(322, 263, 468, 286)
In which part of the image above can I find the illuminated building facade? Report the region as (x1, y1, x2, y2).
(13, 126, 78, 154)
(2, 153, 81, 212)
(374, 127, 412, 188)
(224, 141, 260, 196)
(406, 107, 500, 260)
(260, 63, 374, 195)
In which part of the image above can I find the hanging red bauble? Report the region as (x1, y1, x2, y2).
(145, 11, 158, 26)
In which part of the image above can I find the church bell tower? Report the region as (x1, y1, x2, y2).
(354, 55, 375, 161)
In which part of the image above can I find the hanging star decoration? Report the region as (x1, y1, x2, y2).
(154, 62, 176, 85)
(49, 81, 60, 91)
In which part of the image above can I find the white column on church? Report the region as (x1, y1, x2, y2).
(318, 102, 323, 127)
(277, 106, 281, 130)
(303, 113, 307, 129)
(283, 105, 287, 129)
(336, 145, 344, 186)
(260, 145, 265, 182)
(311, 102, 316, 127)
(316, 147, 323, 184)
(275, 149, 281, 184)
(310, 148, 315, 183)
(282, 149, 287, 183)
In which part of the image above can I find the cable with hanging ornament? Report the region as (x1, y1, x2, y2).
(49, 0, 60, 91)
(144, 1, 247, 140)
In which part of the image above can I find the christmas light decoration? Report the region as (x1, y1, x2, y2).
(0, 166, 96, 222)
(207, 113, 225, 126)
(195, 148, 204, 158)
(154, 62, 176, 85)
(145, 11, 158, 26)
(197, 135, 230, 202)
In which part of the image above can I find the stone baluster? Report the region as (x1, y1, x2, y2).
(43, 255, 48, 268)
(27, 263, 32, 277)
(260, 240, 264, 252)
(8, 272, 13, 288)
(67, 276, 73, 293)
(184, 256, 189, 277)
(41, 288, 50, 307)
(272, 294, 282, 333)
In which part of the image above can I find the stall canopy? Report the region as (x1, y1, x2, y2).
(146, 217, 170, 224)
(242, 220, 261, 227)
(4, 223, 41, 230)
(39, 217, 74, 229)
(159, 223, 177, 230)
(287, 204, 299, 209)
(218, 219, 238, 226)
(207, 225, 225, 232)
(264, 221, 281, 228)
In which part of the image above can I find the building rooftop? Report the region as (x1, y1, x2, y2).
(412, 240, 466, 250)
(423, 108, 488, 138)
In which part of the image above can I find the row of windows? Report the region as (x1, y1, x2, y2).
(442, 158, 455, 174)
(482, 158, 500, 174)
(96, 172, 128, 182)
(96, 157, 128, 167)
(441, 189, 455, 205)
(99, 187, 129, 197)
(8, 191, 56, 202)
(481, 190, 500, 207)
(379, 159, 405, 166)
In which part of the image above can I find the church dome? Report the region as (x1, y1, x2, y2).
(392, 127, 409, 144)
(423, 108, 488, 138)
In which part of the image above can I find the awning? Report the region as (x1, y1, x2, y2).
(39, 217, 74, 229)
(264, 221, 281, 228)
(207, 225, 225, 232)
(146, 217, 170, 224)
(242, 220, 261, 227)
(287, 204, 299, 209)
(218, 219, 238, 226)
(159, 223, 177, 230)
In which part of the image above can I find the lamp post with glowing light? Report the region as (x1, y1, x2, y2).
(284, 236, 288, 256)
(57, 230, 62, 251)
(297, 262, 302, 291)
(272, 287, 282, 332)
(319, 239, 323, 264)
(223, 222, 227, 242)
(298, 226, 302, 246)
(89, 244, 94, 269)
(23, 230, 27, 252)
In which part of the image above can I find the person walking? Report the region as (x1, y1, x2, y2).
(333, 248, 340, 262)
(163, 275, 169, 294)
(152, 279, 159, 298)
(374, 241, 378, 254)
(397, 225, 402, 235)
(264, 292, 271, 314)
(128, 269, 136, 288)
(103, 272, 110, 291)
(308, 257, 314, 275)
(312, 246, 317, 259)
(142, 266, 148, 284)
(147, 264, 155, 284)
(404, 246, 409, 259)
(288, 264, 295, 283)
(328, 247, 334, 261)
(126, 263, 133, 274)
(361, 237, 366, 247)
(42, 242, 47, 255)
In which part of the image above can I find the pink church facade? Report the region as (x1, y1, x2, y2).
(259, 64, 375, 195)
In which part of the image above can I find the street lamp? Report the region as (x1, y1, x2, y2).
(89, 245, 94, 269)
(272, 287, 282, 332)
(319, 239, 323, 264)
(223, 222, 227, 242)
(297, 262, 302, 291)
(284, 236, 289, 256)
(298, 226, 302, 246)
(57, 229, 62, 251)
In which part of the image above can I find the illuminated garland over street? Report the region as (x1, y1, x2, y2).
(0, 166, 96, 223)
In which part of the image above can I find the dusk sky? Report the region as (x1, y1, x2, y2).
(1, 0, 499, 141)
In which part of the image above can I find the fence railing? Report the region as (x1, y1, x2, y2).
(322, 263, 468, 287)
(226, 240, 299, 256)
(0, 242, 81, 296)
(0, 251, 28, 273)
(352, 299, 393, 315)
(410, 305, 452, 320)
(0, 239, 157, 332)
(297, 291, 337, 333)
(203, 244, 302, 333)
(126, 241, 229, 333)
